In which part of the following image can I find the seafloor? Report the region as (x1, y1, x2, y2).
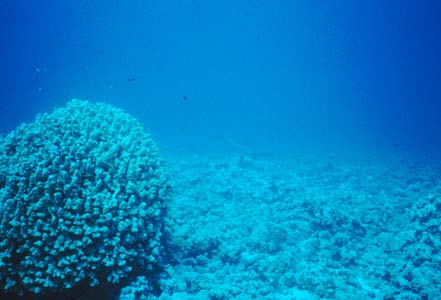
(121, 150, 441, 300)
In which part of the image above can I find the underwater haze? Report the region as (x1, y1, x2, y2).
(1, 1, 441, 300)
(1, 0, 441, 156)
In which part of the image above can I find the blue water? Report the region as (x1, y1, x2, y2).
(2, 0, 440, 156)
(1, 1, 441, 299)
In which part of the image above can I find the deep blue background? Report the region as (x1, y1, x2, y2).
(1, 1, 440, 156)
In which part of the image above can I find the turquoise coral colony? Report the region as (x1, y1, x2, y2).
(0, 100, 171, 299)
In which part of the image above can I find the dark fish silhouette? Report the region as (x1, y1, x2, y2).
(182, 96, 188, 102)
(127, 77, 135, 82)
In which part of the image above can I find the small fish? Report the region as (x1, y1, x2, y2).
(127, 77, 135, 82)
(182, 96, 188, 102)
(217, 134, 270, 158)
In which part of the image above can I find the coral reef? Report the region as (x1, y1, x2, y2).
(1, 100, 440, 299)
(134, 153, 441, 300)
(0, 100, 170, 297)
